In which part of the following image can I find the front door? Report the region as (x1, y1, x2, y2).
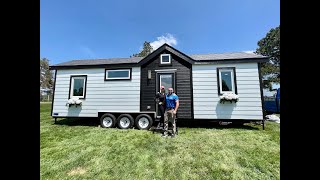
(156, 73, 175, 118)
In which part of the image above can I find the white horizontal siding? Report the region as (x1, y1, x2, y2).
(192, 63, 263, 120)
(56, 73, 140, 82)
(194, 101, 262, 107)
(55, 83, 141, 88)
(55, 80, 140, 86)
(55, 87, 141, 92)
(55, 84, 141, 89)
(236, 81, 260, 85)
(192, 68, 258, 74)
(54, 91, 139, 95)
(54, 105, 139, 110)
(193, 63, 258, 70)
(194, 106, 262, 111)
(194, 110, 262, 115)
(54, 107, 139, 112)
(193, 82, 261, 89)
(193, 90, 261, 98)
(54, 98, 138, 103)
(193, 114, 261, 120)
(52, 67, 141, 117)
(56, 67, 141, 75)
(54, 94, 140, 99)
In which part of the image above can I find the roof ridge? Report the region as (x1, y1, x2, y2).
(70, 57, 143, 61)
(68, 52, 261, 61)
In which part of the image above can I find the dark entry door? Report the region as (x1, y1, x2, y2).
(156, 73, 175, 118)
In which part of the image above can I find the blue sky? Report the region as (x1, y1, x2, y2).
(40, 0, 280, 66)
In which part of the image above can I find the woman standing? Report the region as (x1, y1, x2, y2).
(155, 86, 166, 128)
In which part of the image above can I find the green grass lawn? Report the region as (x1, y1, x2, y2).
(40, 103, 280, 179)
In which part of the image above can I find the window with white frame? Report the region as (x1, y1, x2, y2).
(217, 68, 237, 94)
(69, 75, 87, 99)
(160, 54, 171, 64)
(105, 69, 131, 80)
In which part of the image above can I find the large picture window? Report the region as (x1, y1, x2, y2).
(105, 68, 131, 80)
(69, 75, 87, 99)
(217, 67, 237, 95)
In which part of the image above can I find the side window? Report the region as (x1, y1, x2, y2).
(217, 68, 237, 94)
(69, 75, 87, 99)
(105, 69, 131, 80)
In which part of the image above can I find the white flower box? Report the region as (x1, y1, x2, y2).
(219, 92, 239, 103)
(66, 97, 82, 107)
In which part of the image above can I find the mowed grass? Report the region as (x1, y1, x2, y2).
(40, 103, 280, 179)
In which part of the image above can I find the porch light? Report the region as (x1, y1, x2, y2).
(148, 70, 152, 79)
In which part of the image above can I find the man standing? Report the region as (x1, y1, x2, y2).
(163, 87, 179, 137)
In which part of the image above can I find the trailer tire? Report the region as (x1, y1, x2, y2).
(135, 114, 153, 130)
(117, 114, 134, 129)
(100, 113, 116, 128)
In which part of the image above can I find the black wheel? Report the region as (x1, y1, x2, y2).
(135, 114, 153, 130)
(117, 114, 134, 129)
(100, 113, 116, 128)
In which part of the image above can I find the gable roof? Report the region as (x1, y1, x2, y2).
(50, 43, 268, 70)
(190, 52, 266, 61)
(137, 43, 194, 66)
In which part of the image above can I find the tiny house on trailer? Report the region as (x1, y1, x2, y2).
(50, 43, 268, 129)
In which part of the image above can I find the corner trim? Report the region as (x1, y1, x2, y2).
(140, 66, 143, 112)
(190, 66, 194, 119)
(50, 69, 57, 117)
(258, 63, 266, 119)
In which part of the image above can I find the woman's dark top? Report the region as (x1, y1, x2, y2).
(156, 92, 166, 107)
(155, 92, 166, 124)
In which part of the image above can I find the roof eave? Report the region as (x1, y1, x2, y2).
(49, 62, 139, 70)
(193, 57, 269, 64)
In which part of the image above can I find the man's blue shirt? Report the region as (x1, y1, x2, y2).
(166, 93, 179, 109)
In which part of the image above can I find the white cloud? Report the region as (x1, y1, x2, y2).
(150, 33, 177, 50)
(80, 46, 96, 58)
(243, 50, 255, 54)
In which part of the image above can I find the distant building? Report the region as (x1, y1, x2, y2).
(263, 89, 277, 97)
(40, 88, 52, 96)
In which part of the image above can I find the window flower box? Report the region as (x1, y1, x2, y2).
(219, 92, 239, 104)
(66, 97, 82, 107)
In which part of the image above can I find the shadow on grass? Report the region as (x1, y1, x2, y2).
(178, 121, 261, 130)
(150, 121, 261, 135)
(54, 117, 261, 130)
(54, 117, 100, 127)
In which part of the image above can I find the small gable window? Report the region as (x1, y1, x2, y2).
(160, 54, 171, 65)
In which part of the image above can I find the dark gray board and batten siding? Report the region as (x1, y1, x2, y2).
(140, 49, 193, 119)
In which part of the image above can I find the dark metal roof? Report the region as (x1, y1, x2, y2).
(50, 44, 268, 69)
(52, 57, 143, 67)
(189, 52, 266, 61)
